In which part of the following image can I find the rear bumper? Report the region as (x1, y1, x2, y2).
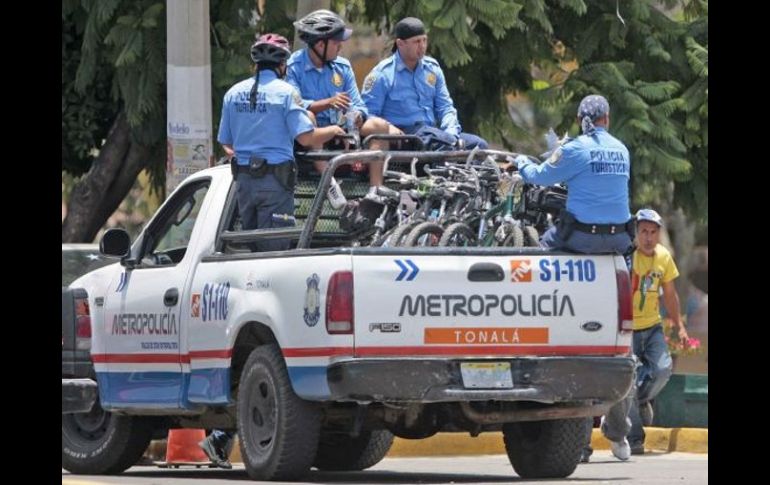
(327, 356, 634, 404)
(62, 378, 98, 414)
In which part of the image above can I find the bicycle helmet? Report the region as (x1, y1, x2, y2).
(250, 33, 291, 64)
(294, 9, 351, 44)
(248, 34, 291, 111)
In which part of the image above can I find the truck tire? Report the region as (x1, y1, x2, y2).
(62, 400, 153, 475)
(502, 417, 586, 479)
(237, 344, 321, 481)
(439, 222, 477, 247)
(313, 429, 394, 471)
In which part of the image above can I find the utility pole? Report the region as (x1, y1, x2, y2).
(166, 0, 213, 195)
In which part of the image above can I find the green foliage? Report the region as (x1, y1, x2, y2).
(353, 0, 707, 222)
(63, 0, 707, 224)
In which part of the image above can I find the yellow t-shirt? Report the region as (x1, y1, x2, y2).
(632, 244, 679, 331)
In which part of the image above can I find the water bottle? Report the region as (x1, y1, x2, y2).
(329, 108, 341, 126)
(327, 176, 347, 210)
(345, 110, 360, 147)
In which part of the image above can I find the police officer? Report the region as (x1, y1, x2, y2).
(361, 17, 488, 150)
(217, 34, 344, 253)
(516, 94, 634, 463)
(288, 9, 389, 199)
(516, 94, 633, 256)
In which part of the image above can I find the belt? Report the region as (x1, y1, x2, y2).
(573, 221, 628, 235)
(234, 161, 292, 175)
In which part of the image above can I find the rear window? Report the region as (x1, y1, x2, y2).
(62, 247, 114, 286)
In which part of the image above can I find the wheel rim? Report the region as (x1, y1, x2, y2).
(247, 372, 278, 454)
(64, 401, 110, 441)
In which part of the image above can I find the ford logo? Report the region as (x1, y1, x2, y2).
(581, 321, 603, 332)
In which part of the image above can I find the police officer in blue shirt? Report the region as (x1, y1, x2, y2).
(288, 10, 390, 197)
(516, 94, 634, 257)
(217, 33, 344, 253)
(361, 17, 488, 150)
(517, 94, 634, 464)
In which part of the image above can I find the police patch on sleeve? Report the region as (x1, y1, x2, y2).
(426, 72, 436, 86)
(332, 72, 343, 87)
(546, 146, 563, 166)
(362, 74, 376, 93)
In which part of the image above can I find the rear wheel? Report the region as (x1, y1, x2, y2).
(384, 221, 421, 247)
(313, 429, 395, 471)
(439, 222, 477, 247)
(499, 225, 524, 248)
(522, 225, 540, 247)
(502, 418, 586, 478)
(237, 344, 321, 481)
(404, 222, 444, 247)
(62, 399, 153, 474)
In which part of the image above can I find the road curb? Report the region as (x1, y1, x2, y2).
(149, 426, 707, 464)
(389, 427, 708, 457)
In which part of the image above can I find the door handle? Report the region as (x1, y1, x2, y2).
(164, 288, 179, 307)
(467, 262, 504, 282)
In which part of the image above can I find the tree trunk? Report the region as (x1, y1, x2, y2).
(668, 207, 695, 298)
(62, 112, 162, 243)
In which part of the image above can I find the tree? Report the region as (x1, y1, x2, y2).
(63, 0, 707, 241)
(62, 0, 296, 243)
(352, 0, 707, 223)
(62, 0, 167, 243)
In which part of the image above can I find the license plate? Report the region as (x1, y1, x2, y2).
(460, 362, 513, 389)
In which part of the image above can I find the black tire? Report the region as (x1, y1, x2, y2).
(404, 222, 444, 247)
(439, 222, 477, 247)
(499, 225, 525, 248)
(502, 418, 586, 479)
(384, 221, 421, 247)
(313, 429, 395, 471)
(522, 225, 540, 247)
(62, 399, 153, 475)
(237, 344, 321, 481)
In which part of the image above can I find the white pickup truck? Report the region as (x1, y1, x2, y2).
(61, 149, 634, 480)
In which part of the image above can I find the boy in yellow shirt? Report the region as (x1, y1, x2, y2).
(627, 208, 688, 454)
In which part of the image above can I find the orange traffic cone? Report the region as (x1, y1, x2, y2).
(165, 429, 209, 464)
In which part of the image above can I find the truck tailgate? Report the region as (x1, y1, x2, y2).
(352, 252, 625, 357)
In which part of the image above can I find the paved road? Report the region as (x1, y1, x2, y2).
(63, 450, 707, 484)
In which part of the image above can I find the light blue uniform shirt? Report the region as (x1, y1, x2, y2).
(361, 51, 460, 135)
(217, 70, 314, 165)
(285, 49, 368, 128)
(519, 127, 631, 224)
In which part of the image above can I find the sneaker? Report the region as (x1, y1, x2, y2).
(363, 186, 385, 204)
(610, 438, 631, 461)
(580, 447, 593, 463)
(639, 401, 654, 426)
(198, 437, 232, 469)
(630, 441, 645, 455)
(327, 178, 347, 210)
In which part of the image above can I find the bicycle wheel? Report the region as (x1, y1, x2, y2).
(404, 222, 444, 247)
(439, 222, 477, 247)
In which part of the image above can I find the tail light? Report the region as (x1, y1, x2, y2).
(326, 271, 354, 334)
(616, 268, 633, 332)
(75, 297, 92, 350)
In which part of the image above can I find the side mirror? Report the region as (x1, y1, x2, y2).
(100, 228, 131, 258)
